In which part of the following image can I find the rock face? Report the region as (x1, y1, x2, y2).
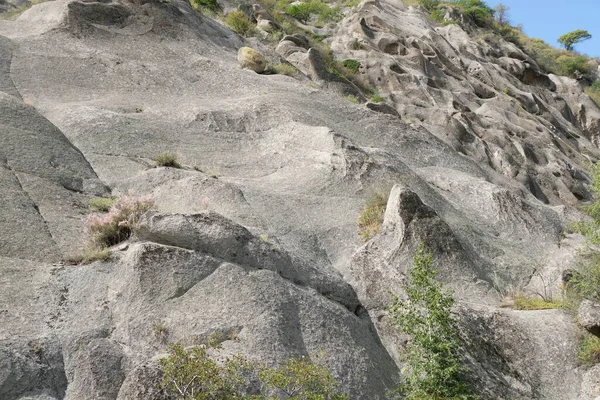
(1, 0, 600, 398)
(579, 300, 600, 337)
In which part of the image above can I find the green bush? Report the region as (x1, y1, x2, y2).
(155, 152, 181, 168)
(225, 11, 253, 36)
(192, 0, 220, 11)
(159, 341, 349, 399)
(586, 80, 600, 107)
(389, 244, 478, 400)
(285, 1, 340, 24)
(578, 334, 600, 365)
(556, 55, 589, 78)
(342, 59, 361, 74)
(418, 0, 440, 11)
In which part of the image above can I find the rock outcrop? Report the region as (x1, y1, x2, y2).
(1, 0, 600, 398)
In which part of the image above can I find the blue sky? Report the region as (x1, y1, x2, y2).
(485, 0, 599, 57)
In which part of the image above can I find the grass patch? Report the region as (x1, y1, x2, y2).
(224, 10, 253, 36)
(65, 248, 112, 265)
(191, 0, 220, 12)
(269, 63, 297, 76)
(586, 80, 600, 107)
(155, 152, 181, 168)
(342, 59, 361, 74)
(344, 95, 360, 104)
(88, 197, 116, 212)
(513, 297, 562, 310)
(357, 192, 388, 241)
(578, 334, 600, 365)
(285, 1, 341, 25)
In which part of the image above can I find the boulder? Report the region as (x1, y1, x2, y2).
(579, 300, 600, 337)
(237, 46, 268, 73)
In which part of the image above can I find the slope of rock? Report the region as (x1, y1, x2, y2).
(1, 0, 600, 398)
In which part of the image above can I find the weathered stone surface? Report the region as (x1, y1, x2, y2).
(238, 46, 268, 73)
(579, 300, 600, 337)
(1, 0, 600, 398)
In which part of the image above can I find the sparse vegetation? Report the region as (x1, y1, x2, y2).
(155, 152, 181, 168)
(269, 63, 297, 76)
(285, 1, 341, 25)
(65, 248, 112, 265)
(389, 244, 478, 400)
(159, 340, 349, 399)
(86, 193, 154, 248)
(586, 80, 600, 107)
(88, 197, 116, 212)
(344, 95, 360, 104)
(153, 322, 168, 342)
(370, 91, 384, 103)
(342, 59, 361, 74)
(578, 334, 600, 365)
(225, 10, 253, 36)
(513, 297, 562, 310)
(191, 0, 220, 12)
(357, 192, 388, 241)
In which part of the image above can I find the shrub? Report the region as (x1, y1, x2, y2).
(370, 91, 384, 103)
(155, 152, 181, 168)
(159, 341, 349, 399)
(342, 59, 361, 74)
(259, 357, 350, 399)
(87, 193, 154, 248)
(571, 162, 600, 244)
(578, 334, 600, 365)
(513, 297, 561, 310)
(225, 11, 253, 36)
(418, 0, 439, 11)
(88, 197, 116, 212)
(556, 55, 589, 78)
(586, 80, 600, 107)
(389, 244, 478, 400)
(285, 1, 340, 24)
(192, 0, 220, 12)
(357, 192, 388, 241)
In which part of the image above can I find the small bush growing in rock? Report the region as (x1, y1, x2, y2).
(578, 334, 600, 365)
(87, 193, 154, 248)
(155, 152, 181, 168)
(357, 192, 388, 241)
(285, 1, 340, 24)
(389, 244, 478, 400)
(159, 340, 349, 399)
(342, 59, 361, 74)
(192, 0, 220, 12)
(225, 11, 253, 36)
(586, 80, 600, 108)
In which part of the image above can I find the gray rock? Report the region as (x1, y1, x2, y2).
(579, 300, 600, 337)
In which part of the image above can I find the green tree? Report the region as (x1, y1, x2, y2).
(389, 244, 477, 400)
(558, 29, 592, 51)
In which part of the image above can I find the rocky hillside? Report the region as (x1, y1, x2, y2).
(2, 0, 600, 398)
